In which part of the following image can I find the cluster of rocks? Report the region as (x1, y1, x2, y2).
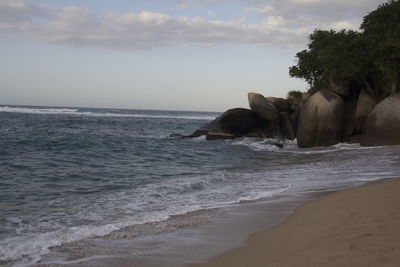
(297, 81, 400, 147)
(180, 92, 302, 143)
(178, 82, 400, 148)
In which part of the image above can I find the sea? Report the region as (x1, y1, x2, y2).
(1, 105, 400, 266)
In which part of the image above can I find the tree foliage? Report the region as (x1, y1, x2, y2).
(362, 0, 400, 95)
(289, 0, 400, 100)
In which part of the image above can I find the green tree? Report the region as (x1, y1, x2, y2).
(289, 0, 400, 100)
(289, 30, 367, 95)
(361, 0, 400, 95)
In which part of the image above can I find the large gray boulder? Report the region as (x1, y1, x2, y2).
(218, 108, 265, 135)
(248, 92, 280, 123)
(297, 89, 345, 148)
(266, 97, 291, 113)
(354, 89, 377, 134)
(361, 93, 400, 146)
(205, 108, 265, 140)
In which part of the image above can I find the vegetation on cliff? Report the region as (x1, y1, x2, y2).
(289, 0, 400, 101)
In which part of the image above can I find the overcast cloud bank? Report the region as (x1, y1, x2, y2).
(0, 0, 386, 49)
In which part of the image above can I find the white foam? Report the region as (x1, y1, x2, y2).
(0, 106, 216, 120)
(0, 177, 291, 265)
(231, 138, 284, 152)
(231, 138, 383, 155)
(0, 106, 78, 115)
(236, 185, 291, 202)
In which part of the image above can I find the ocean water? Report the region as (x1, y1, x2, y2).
(1, 105, 400, 266)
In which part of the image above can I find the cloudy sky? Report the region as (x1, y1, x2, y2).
(0, 0, 386, 111)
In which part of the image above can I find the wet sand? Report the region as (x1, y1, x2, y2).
(191, 178, 400, 267)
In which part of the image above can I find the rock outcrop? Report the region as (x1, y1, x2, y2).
(181, 88, 386, 147)
(206, 130, 234, 141)
(361, 93, 400, 146)
(266, 97, 291, 113)
(248, 93, 280, 123)
(297, 89, 345, 148)
(218, 108, 265, 135)
(199, 108, 266, 140)
(188, 116, 222, 137)
(280, 112, 296, 140)
(354, 89, 377, 134)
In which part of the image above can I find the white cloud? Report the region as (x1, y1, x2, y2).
(244, 0, 386, 39)
(0, 0, 387, 49)
(0, 0, 50, 23)
(0, 0, 307, 49)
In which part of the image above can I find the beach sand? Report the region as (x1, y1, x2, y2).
(191, 178, 400, 267)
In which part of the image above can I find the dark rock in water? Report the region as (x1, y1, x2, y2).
(187, 108, 267, 140)
(218, 108, 265, 136)
(329, 78, 353, 99)
(354, 89, 377, 134)
(297, 89, 345, 148)
(188, 116, 222, 137)
(248, 92, 280, 123)
(266, 97, 292, 113)
(206, 129, 235, 141)
(361, 93, 400, 146)
(189, 116, 221, 137)
(349, 134, 362, 144)
(264, 140, 284, 148)
(280, 112, 295, 140)
(244, 128, 264, 138)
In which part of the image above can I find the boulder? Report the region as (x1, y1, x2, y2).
(361, 93, 400, 146)
(297, 89, 345, 148)
(244, 131, 263, 138)
(329, 78, 353, 99)
(188, 108, 268, 140)
(354, 89, 377, 134)
(266, 97, 291, 113)
(206, 130, 234, 141)
(264, 140, 284, 148)
(280, 112, 295, 140)
(248, 92, 280, 123)
(218, 108, 265, 135)
(188, 116, 222, 137)
(260, 123, 282, 139)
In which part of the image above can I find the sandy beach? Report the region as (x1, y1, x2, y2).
(191, 178, 400, 267)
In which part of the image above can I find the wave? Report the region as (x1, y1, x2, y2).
(0, 182, 290, 266)
(231, 138, 382, 154)
(0, 106, 215, 120)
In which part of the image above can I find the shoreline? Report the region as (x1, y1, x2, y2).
(191, 178, 400, 267)
(33, 178, 398, 267)
(35, 192, 312, 267)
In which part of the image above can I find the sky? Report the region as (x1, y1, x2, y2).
(0, 0, 387, 111)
